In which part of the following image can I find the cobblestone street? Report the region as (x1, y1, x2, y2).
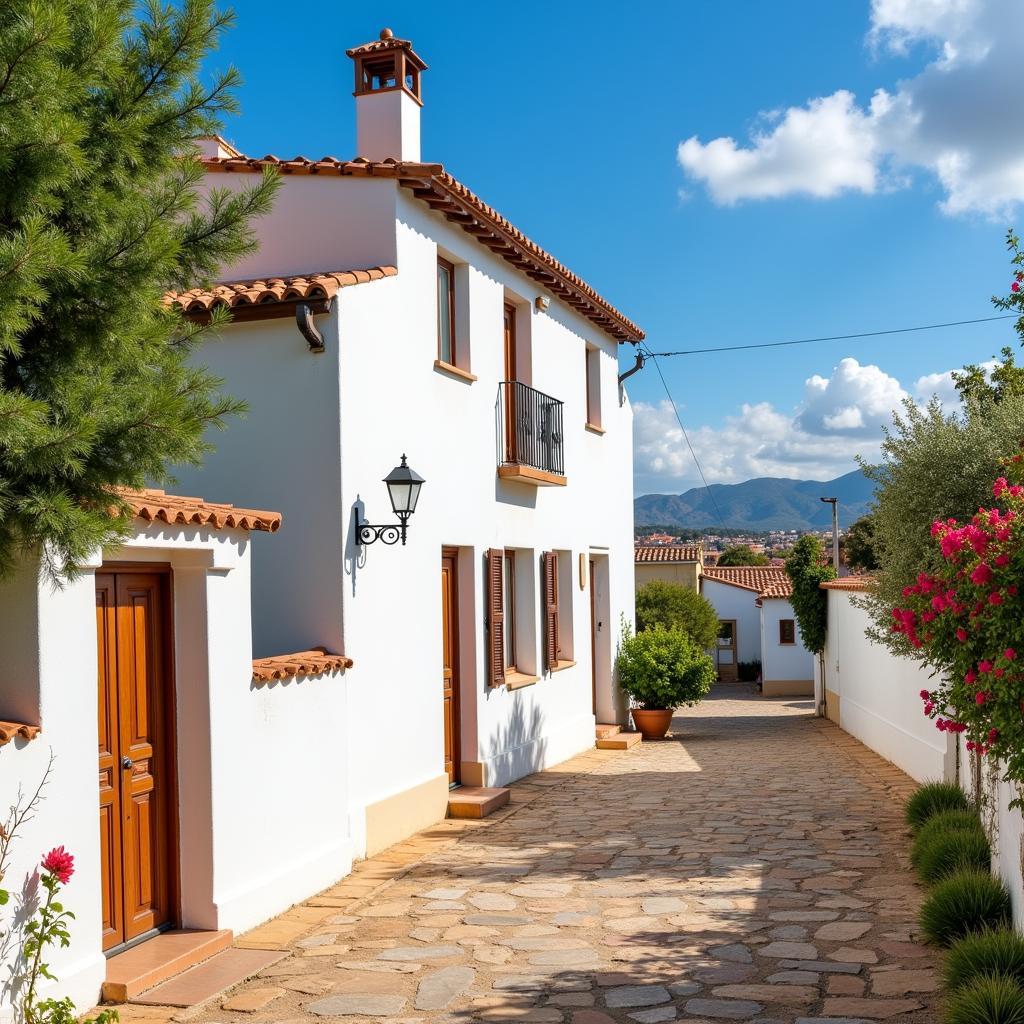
(122, 687, 941, 1023)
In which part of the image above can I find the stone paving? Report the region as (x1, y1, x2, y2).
(115, 686, 943, 1023)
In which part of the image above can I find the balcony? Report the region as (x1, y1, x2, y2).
(496, 381, 566, 487)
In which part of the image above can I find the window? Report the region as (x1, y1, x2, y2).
(487, 548, 539, 686)
(543, 551, 560, 670)
(585, 345, 601, 429)
(437, 256, 456, 365)
(503, 551, 516, 671)
(717, 620, 736, 648)
(779, 619, 796, 645)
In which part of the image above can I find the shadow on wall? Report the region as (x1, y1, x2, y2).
(343, 497, 367, 597)
(482, 695, 547, 785)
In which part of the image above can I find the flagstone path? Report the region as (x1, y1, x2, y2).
(112, 686, 942, 1023)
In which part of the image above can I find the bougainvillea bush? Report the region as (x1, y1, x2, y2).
(891, 454, 1024, 802)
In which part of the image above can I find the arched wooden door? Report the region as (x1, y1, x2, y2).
(96, 569, 177, 951)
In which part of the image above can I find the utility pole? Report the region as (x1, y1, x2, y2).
(820, 496, 840, 576)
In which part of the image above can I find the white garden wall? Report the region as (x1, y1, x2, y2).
(701, 579, 761, 664)
(760, 597, 814, 686)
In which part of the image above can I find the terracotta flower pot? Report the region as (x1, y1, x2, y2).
(631, 708, 674, 740)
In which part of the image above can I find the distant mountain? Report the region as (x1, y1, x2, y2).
(635, 469, 874, 531)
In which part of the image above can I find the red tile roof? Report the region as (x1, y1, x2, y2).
(166, 266, 397, 316)
(702, 565, 793, 600)
(821, 576, 875, 592)
(346, 28, 426, 67)
(252, 647, 353, 683)
(635, 545, 703, 563)
(199, 153, 644, 343)
(0, 721, 41, 746)
(119, 488, 282, 533)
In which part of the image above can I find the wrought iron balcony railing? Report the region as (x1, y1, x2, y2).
(497, 380, 565, 477)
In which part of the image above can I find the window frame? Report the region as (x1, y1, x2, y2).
(503, 550, 517, 672)
(585, 345, 602, 430)
(437, 256, 457, 366)
(779, 618, 797, 646)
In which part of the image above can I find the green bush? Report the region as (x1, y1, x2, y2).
(912, 810, 986, 869)
(738, 660, 762, 682)
(616, 625, 715, 711)
(906, 782, 972, 831)
(635, 581, 719, 649)
(944, 974, 1024, 1024)
(919, 870, 1011, 947)
(946, 930, 1024, 992)
(916, 829, 992, 884)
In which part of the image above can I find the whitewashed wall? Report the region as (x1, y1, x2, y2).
(701, 580, 761, 664)
(819, 587, 947, 782)
(760, 598, 814, 683)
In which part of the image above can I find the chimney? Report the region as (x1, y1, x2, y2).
(346, 28, 427, 162)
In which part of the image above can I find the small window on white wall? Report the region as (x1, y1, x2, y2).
(585, 345, 601, 429)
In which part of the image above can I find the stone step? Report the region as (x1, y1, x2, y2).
(594, 722, 622, 739)
(130, 947, 288, 1007)
(447, 786, 511, 819)
(596, 731, 642, 750)
(102, 928, 234, 1003)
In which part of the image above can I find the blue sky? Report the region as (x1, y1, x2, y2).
(212, 1, 1022, 495)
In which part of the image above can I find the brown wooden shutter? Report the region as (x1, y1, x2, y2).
(543, 551, 560, 670)
(487, 549, 505, 687)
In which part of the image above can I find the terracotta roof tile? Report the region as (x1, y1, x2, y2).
(346, 29, 427, 69)
(166, 266, 397, 316)
(0, 721, 41, 746)
(199, 154, 643, 343)
(702, 565, 793, 600)
(252, 647, 353, 683)
(635, 545, 703, 563)
(118, 488, 282, 533)
(821, 576, 875, 592)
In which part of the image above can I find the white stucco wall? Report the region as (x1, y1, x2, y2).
(700, 580, 761, 665)
(819, 587, 948, 783)
(760, 597, 814, 683)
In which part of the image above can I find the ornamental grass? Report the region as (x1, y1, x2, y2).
(920, 870, 1012, 947)
(945, 930, 1024, 993)
(915, 828, 992, 884)
(943, 974, 1024, 1024)
(906, 781, 972, 832)
(912, 809, 986, 870)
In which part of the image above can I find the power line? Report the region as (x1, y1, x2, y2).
(646, 351, 727, 529)
(646, 313, 1017, 358)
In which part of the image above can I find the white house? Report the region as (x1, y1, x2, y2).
(700, 566, 814, 696)
(0, 490, 356, 1017)
(170, 32, 642, 863)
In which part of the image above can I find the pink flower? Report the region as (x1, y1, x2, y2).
(989, 728, 1000, 743)
(965, 669, 977, 684)
(972, 563, 993, 586)
(920, 689, 930, 700)
(996, 554, 1010, 567)
(1013, 281, 1021, 292)
(976, 691, 989, 706)
(994, 477, 1009, 497)
(989, 591, 1004, 605)
(979, 660, 994, 674)
(41, 846, 74, 885)
(1006, 648, 1017, 661)
(957, 628, 969, 642)
(995, 668, 1005, 678)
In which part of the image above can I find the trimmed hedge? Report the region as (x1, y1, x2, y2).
(920, 870, 1012, 947)
(906, 782, 972, 832)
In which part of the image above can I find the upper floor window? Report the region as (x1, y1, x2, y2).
(437, 256, 456, 365)
(585, 345, 601, 429)
(779, 619, 796, 645)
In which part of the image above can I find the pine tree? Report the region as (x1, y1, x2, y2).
(0, 0, 278, 579)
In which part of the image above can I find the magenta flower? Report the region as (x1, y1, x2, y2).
(41, 846, 74, 885)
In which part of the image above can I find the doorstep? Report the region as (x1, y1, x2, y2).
(447, 786, 511, 819)
(130, 947, 288, 1007)
(594, 722, 621, 740)
(102, 929, 233, 1003)
(596, 730, 642, 750)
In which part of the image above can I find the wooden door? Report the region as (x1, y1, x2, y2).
(97, 570, 176, 952)
(503, 303, 517, 463)
(717, 619, 738, 682)
(589, 559, 598, 715)
(441, 550, 461, 785)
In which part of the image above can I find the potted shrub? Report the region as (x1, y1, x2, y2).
(616, 625, 715, 739)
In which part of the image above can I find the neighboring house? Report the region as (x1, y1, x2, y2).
(634, 544, 703, 592)
(0, 490, 354, 1016)
(700, 566, 814, 696)
(170, 33, 641, 859)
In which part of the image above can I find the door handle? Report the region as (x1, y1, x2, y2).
(121, 756, 134, 770)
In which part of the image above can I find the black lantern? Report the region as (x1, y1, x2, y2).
(357, 455, 425, 546)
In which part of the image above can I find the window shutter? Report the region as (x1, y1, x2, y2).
(543, 551, 560, 670)
(487, 549, 505, 686)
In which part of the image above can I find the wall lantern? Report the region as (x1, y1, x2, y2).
(356, 455, 425, 546)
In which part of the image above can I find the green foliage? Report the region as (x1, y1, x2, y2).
(785, 535, 836, 655)
(911, 810, 986, 869)
(616, 624, 715, 711)
(954, 347, 1024, 408)
(945, 929, 1024, 992)
(943, 974, 1024, 1024)
(635, 581, 719, 649)
(0, 0, 279, 579)
(906, 782, 972, 831)
(843, 514, 879, 572)
(716, 544, 770, 567)
(992, 229, 1024, 352)
(919, 870, 1011, 947)
(914, 828, 992, 884)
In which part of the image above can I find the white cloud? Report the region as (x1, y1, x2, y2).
(634, 356, 923, 493)
(677, 0, 1024, 217)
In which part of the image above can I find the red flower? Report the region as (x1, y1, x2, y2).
(1013, 281, 1021, 292)
(41, 846, 74, 885)
(1006, 648, 1017, 661)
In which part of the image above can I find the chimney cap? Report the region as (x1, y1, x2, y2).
(380, 27, 393, 40)
(346, 29, 427, 70)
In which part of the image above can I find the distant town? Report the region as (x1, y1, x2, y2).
(634, 525, 843, 567)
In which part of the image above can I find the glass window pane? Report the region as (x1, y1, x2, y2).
(437, 263, 453, 363)
(504, 554, 515, 668)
